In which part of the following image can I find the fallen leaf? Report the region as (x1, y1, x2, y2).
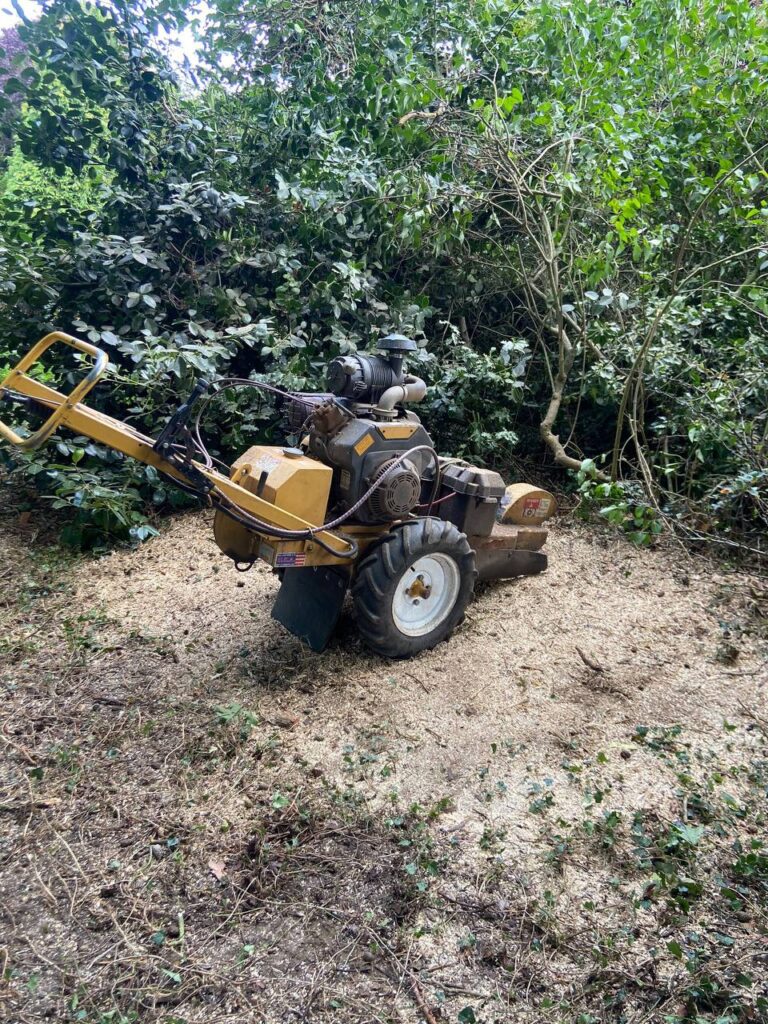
(273, 713, 299, 730)
(208, 858, 227, 881)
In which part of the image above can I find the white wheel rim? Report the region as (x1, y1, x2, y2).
(391, 553, 461, 638)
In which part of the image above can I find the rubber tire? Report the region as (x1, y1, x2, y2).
(352, 517, 477, 658)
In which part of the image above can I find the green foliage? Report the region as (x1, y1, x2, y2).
(0, 0, 767, 547)
(420, 331, 528, 463)
(215, 702, 260, 743)
(576, 458, 663, 546)
(536, 724, 767, 1024)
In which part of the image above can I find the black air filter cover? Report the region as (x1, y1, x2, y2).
(326, 353, 400, 403)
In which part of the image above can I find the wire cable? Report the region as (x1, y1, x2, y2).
(190, 376, 351, 470)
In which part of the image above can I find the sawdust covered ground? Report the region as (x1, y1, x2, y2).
(1, 509, 766, 1023)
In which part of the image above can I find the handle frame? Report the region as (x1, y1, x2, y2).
(0, 331, 109, 451)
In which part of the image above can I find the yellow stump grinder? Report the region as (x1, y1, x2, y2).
(0, 331, 555, 657)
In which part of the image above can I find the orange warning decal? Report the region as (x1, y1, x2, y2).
(354, 433, 375, 456)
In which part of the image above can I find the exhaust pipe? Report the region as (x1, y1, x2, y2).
(375, 374, 427, 413)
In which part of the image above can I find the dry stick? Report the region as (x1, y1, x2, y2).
(738, 698, 768, 731)
(404, 670, 430, 693)
(575, 647, 604, 673)
(408, 976, 441, 1024)
(724, 660, 768, 678)
(1, 723, 37, 765)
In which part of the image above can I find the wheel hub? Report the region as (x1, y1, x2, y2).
(392, 553, 461, 638)
(404, 573, 432, 601)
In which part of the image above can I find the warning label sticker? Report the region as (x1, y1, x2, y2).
(524, 497, 548, 520)
(255, 454, 281, 474)
(354, 433, 375, 456)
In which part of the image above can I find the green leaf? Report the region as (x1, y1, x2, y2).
(673, 823, 705, 845)
(499, 88, 523, 113)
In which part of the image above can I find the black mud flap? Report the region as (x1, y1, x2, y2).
(271, 565, 351, 652)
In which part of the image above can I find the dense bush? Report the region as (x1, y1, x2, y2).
(0, 0, 766, 549)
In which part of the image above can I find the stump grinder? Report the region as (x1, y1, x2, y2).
(0, 331, 555, 657)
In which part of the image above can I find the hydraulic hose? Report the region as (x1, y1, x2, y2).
(207, 443, 441, 561)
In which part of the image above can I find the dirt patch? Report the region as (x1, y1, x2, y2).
(1, 510, 766, 1023)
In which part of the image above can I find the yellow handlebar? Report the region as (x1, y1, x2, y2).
(0, 331, 109, 451)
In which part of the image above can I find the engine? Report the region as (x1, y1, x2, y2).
(284, 335, 435, 524)
(214, 333, 539, 572)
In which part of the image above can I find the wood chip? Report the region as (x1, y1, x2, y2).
(208, 858, 227, 881)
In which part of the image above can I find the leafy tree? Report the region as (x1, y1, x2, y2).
(0, 0, 766, 550)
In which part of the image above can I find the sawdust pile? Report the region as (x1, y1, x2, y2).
(77, 514, 765, 812)
(2, 512, 766, 1022)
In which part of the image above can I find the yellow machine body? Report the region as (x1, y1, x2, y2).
(232, 445, 332, 523)
(213, 446, 389, 567)
(214, 445, 333, 565)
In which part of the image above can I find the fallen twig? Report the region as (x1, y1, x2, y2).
(738, 699, 768, 734)
(404, 671, 431, 693)
(576, 646, 604, 673)
(724, 659, 767, 678)
(408, 976, 440, 1024)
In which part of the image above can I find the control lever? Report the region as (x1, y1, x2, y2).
(152, 378, 210, 457)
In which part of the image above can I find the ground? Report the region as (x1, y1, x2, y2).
(1, 508, 766, 1024)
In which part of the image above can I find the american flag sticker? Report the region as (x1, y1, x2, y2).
(276, 552, 307, 567)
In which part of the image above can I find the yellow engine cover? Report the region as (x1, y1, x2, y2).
(213, 446, 332, 563)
